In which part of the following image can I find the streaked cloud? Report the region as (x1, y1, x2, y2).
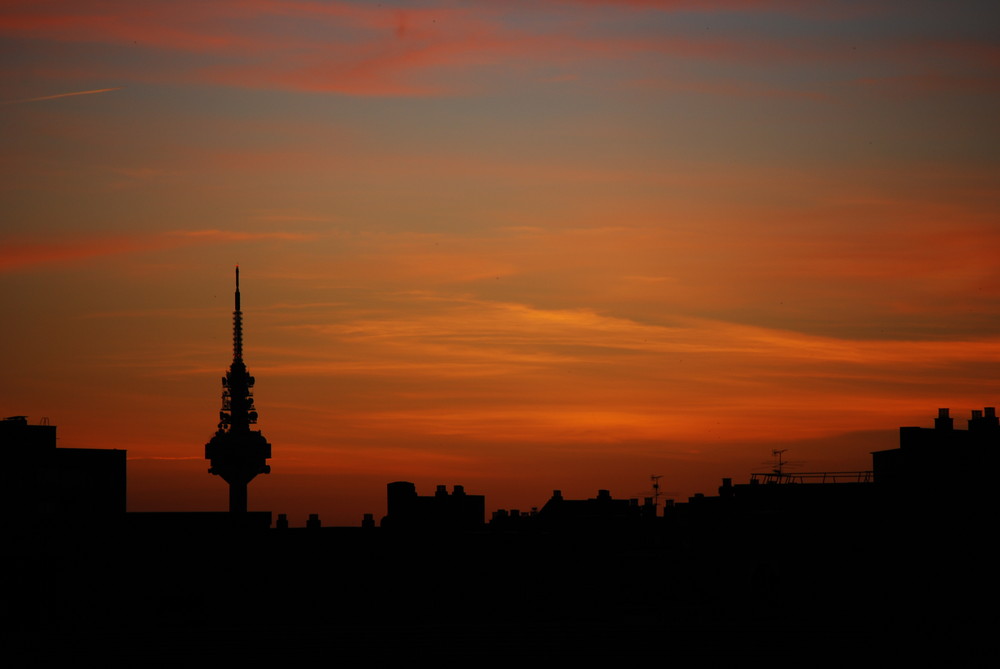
(239, 292, 1000, 451)
(167, 229, 319, 242)
(0, 86, 122, 105)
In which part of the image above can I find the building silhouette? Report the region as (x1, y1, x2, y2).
(873, 406, 1000, 499)
(382, 481, 485, 530)
(1, 415, 125, 531)
(205, 266, 271, 513)
(538, 488, 656, 521)
(490, 488, 657, 531)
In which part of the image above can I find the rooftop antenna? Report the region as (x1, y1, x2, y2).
(651, 474, 662, 508)
(759, 449, 804, 483)
(771, 449, 788, 477)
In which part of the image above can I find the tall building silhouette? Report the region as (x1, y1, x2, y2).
(205, 266, 271, 512)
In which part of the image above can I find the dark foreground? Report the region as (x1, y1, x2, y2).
(6, 515, 993, 660)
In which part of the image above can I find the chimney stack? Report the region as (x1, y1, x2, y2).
(935, 408, 953, 431)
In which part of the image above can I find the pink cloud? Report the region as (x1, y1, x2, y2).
(7, 1, 976, 98)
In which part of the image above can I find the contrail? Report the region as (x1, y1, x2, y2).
(1, 87, 123, 106)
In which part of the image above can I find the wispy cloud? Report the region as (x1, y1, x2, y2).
(0, 86, 122, 106)
(167, 229, 319, 242)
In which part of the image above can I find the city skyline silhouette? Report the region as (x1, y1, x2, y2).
(5, 4, 998, 656)
(4, 402, 993, 657)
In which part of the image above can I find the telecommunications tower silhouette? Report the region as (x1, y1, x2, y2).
(205, 266, 271, 512)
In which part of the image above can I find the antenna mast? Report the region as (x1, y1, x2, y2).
(772, 449, 788, 477)
(233, 264, 243, 362)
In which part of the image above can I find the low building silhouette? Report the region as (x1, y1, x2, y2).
(381, 481, 485, 530)
(537, 488, 656, 527)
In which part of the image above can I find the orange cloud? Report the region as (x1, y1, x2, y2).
(247, 289, 1000, 451)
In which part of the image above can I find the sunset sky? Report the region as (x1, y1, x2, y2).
(3, 0, 999, 525)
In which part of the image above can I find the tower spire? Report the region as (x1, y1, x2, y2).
(206, 267, 271, 513)
(233, 265, 242, 362)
